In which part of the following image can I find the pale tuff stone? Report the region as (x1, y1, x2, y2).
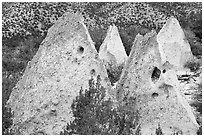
(7, 13, 111, 135)
(157, 17, 194, 69)
(99, 24, 128, 69)
(116, 31, 199, 135)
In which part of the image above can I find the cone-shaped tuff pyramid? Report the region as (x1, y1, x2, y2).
(157, 17, 194, 69)
(99, 24, 128, 68)
(7, 13, 111, 135)
(116, 31, 199, 135)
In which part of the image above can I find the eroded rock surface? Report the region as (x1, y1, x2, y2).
(99, 24, 128, 69)
(157, 17, 194, 69)
(116, 31, 199, 135)
(7, 13, 111, 135)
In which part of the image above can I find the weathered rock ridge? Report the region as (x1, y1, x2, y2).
(7, 13, 111, 135)
(116, 31, 199, 135)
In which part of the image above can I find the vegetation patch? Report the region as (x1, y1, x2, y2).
(184, 60, 201, 72)
(60, 76, 140, 135)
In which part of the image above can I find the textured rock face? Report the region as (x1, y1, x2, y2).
(7, 13, 111, 135)
(99, 24, 128, 69)
(157, 17, 194, 69)
(116, 31, 199, 135)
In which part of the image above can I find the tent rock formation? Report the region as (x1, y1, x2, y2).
(116, 31, 199, 135)
(7, 13, 111, 135)
(99, 24, 128, 69)
(157, 17, 194, 69)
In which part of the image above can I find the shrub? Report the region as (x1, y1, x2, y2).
(190, 42, 202, 58)
(184, 60, 201, 72)
(2, 107, 14, 135)
(197, 125, 202, 135)
(61, 75, 140, 135)
(189, 82, 202, 135)
(191, 83, 202, 114)
(155, 124, 163, 135)
(183, 28, 202, 57)
(60, 75, 118, 135)
(186, 11, 202, 40)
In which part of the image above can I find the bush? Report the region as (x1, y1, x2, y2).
(190, 82, 202, 135)
(197, 125, 202, 135)
(155, 124, 163, 135)
(61, 75, 140, 135)
(2, 107, 14, 135)
(60, 75, 118, 135)
(184, 60, 201, 72)
(191, 83, 202, 114)
(183, 28, 202, 57)
(190, 42, 202, 58)
(186, 11, 202, 40)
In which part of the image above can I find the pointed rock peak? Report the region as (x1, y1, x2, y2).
(157, 17, 193, 69)
(128, 30, 160, 67)
(47, 12, 83, 36)
(117, 30, 161, 101)
(99, 24, 127, 66)
(157, 17, 185, 42)
(106, 24, 118, 37)
(45, 12, 96, 51)
(108, 24, 119, 35)
(117, 30, 198, 135)
(7, 13, 111, 135)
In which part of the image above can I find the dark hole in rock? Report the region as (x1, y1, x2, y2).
(151, 67, 161, 82)
(90, 69, 96, 75)
(36, 108, 41, 112)
(50, 109, 57, 116)
(51, 109, 56, 113)
(162, 69, 166, 73)
(152, 92, 159, 98)
(78, 46, 84, 54)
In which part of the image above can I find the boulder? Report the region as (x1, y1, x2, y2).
(7, 13, 111, 135)
(99, 24, 128, 69)
(157, 17, 194, 69)
(116, 31, 199, 135)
